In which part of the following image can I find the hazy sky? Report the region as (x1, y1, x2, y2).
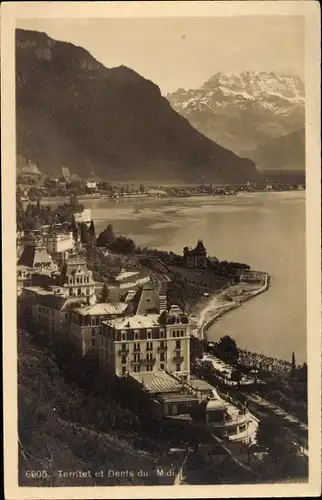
(17, 16, 304, 94)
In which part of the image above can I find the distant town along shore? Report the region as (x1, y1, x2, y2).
(17, 166, 305, 205)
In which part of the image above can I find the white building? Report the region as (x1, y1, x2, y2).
(86, 180, 97, 190)
(98, 304, 190, 380)
(74, 209, 92, 225)
(44, 231, 74, 254)
(69, 302, 128, 357)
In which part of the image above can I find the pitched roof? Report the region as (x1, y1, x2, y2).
(195, 239, 206, 253)
(73, 302, 127, 316)
(17, 245, 55, 269)
(129, 371, 182, 394)
(61, 256, 89, 277)
(128, 284, 160, 315)
(106, 314, 160, 330)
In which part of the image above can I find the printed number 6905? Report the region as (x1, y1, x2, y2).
(25, 470, 48, 479)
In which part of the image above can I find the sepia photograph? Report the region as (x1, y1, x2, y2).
(2, 1, 321, 498)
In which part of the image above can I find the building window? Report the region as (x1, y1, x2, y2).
(146, 342, 153, 351)
(92, 328, 96, 336)
(160, 329, 165, 338)
(172, 331, 176, 338)
(160, 352, 165, 362)
(134, 365, 140, 373)
(147, 330, 152, 339)
(180, 329, 184, 336)
(92, 338, 95, 346)
(160, 363, 165, 370)
(160, 340, 165, 348)
(121, 332, 126, 341)
(122, 366, 126, 375)
(134, 354, 140, 362)
(121, 343, 128, 352)
(134, 342, 140, 352)
(176, 340, 181, 349)
(121, 355, 127, 364)
(134, 331, 139, 340)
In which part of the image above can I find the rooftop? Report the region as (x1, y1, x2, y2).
(129, 370, 183, 394)
(104, 313, 160, 330)
(127, 284, 161, 315)
(17, 245, 56, 269)
(73, 302, 127, 317)
(115, 270, 140, 282)
(187, 378, 216, 393)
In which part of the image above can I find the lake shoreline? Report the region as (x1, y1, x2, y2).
(190, 272, 270, 344)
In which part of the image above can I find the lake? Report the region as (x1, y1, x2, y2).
(87, 191, 306, 364)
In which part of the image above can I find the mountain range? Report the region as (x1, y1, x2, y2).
(16, 29, 257, 184)
(167, 72, 305, 171)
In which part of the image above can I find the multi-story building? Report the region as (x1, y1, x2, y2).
(43, 230, 74, 268)
(98, 304, 190, 380)
(183, 240, 207, 269)
(57, 256, 97, 305)
(17, 241, 58, 295)
(69, 302, 128, 357)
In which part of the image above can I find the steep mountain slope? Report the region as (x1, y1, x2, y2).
(250, 128, 305, 172)
(16, 29, 256, 183)
(167, 72, 305, 162)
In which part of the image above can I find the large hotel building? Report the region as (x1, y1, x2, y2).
(99, 303, 191, 380)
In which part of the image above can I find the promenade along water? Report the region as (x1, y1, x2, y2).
(88, 191, 306, 364)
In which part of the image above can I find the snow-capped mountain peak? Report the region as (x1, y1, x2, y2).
(166, 71, 305, 159)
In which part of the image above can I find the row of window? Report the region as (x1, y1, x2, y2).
(68, 276, 91, 285)
(118, 339, 181, 352)
(69, 288, 91, 296)
(119, 329, 186, 342)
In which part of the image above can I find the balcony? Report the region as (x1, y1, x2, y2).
(172, 356, 184, 363)
(118, 349, 129, 356)
(157, 345, 167, 353)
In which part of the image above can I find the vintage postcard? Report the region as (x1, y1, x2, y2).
(2, 1, 321, 498)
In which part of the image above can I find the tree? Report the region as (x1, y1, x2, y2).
(215, 335, 239, 364)
(80, 223, 90, 244)
(89, 220, 96, 238)
(296, 362, 307, 383)
(96, 224, 115, 247)
(256, 415, 282, 451)
(231, 370, 242, 382)
(110, 236, 135, 254)
(100, 283, 109, 303)
(71, 216, 79, 241)
(291, 351, 296, 376)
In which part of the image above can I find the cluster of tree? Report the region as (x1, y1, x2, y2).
(78, 220, 96, 246)
(85, 246, 122, 283)
(16, 198, 85, 231)
(96, 224, 135, 254)
(209, 259, 251, 276)
(255, 415, 308, 480)
(166, 273, 189, 311)
(208, 335, 239, 365)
